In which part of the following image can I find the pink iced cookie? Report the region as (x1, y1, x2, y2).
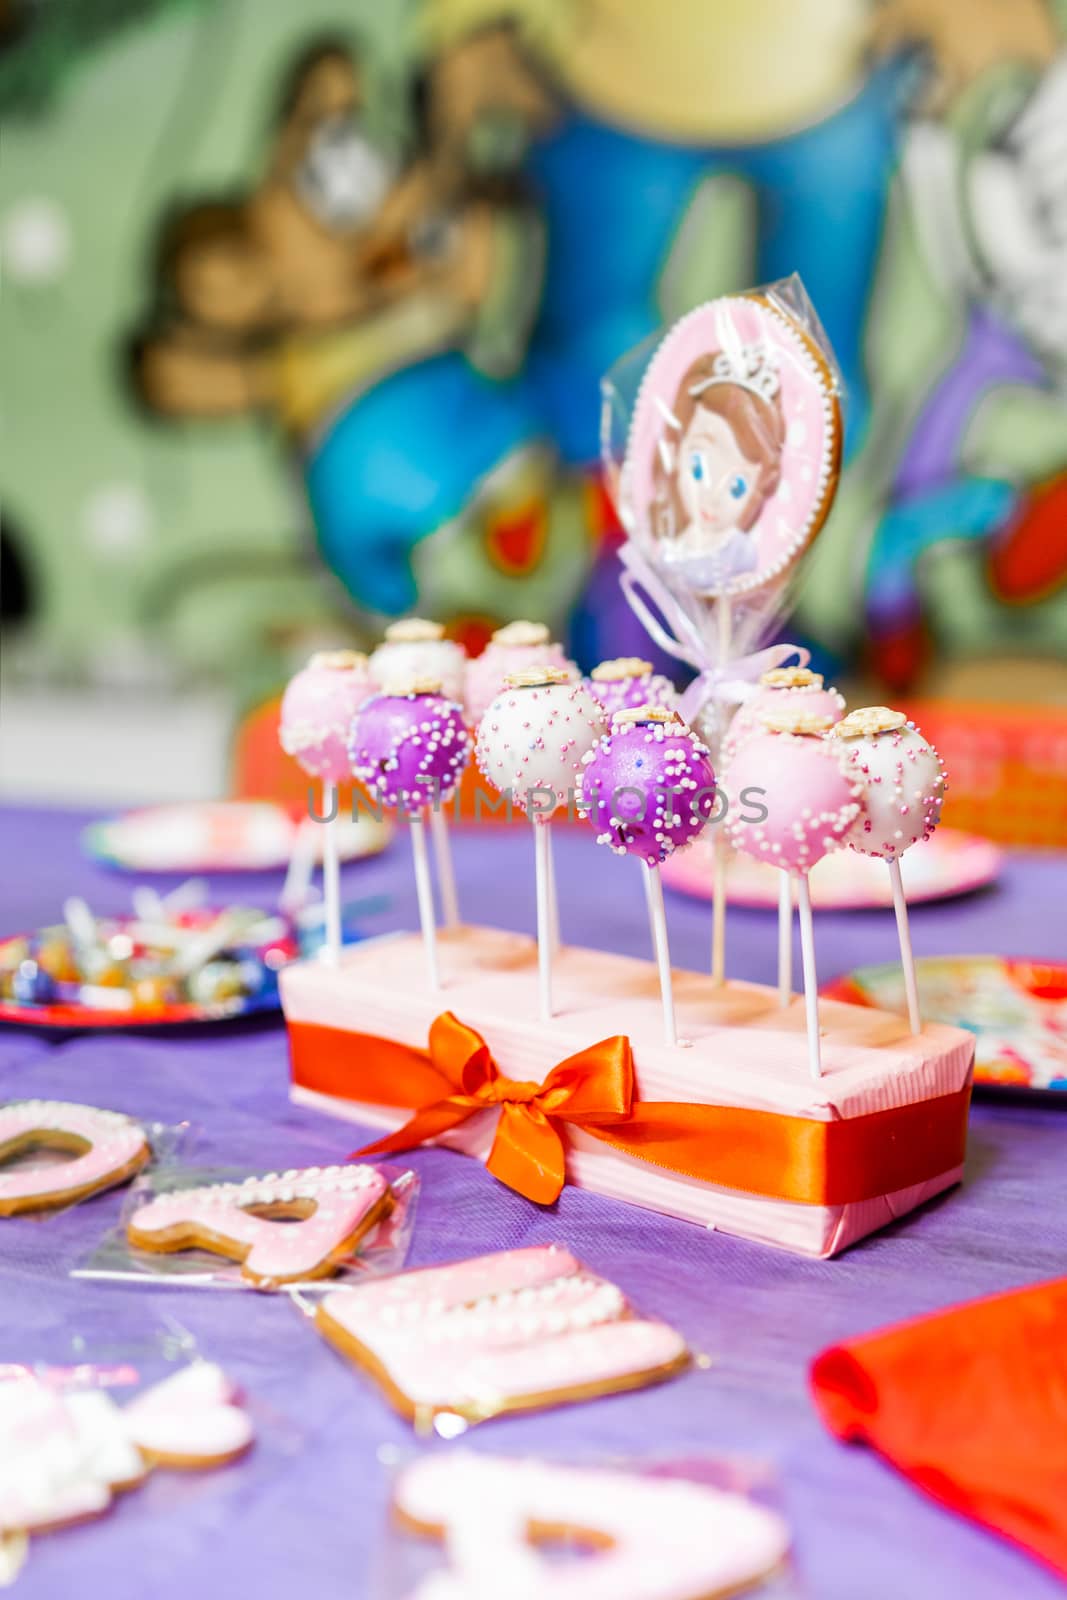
(0, 1100, 150, 1216)
(394, 1453, 792, 1600)
(476, 669, 608, 813)
(123, 1362, 253, 1468)
(126, 1164, 392, 1286)
(832, 707, 947, 859)
(465, 622, 576, 726)
(723, 665, 845, 764)
(279, 650, 377, 783)
(723, 712, 862, 872)
(315, 1245, 688, 1422)
(370, 619, 467, 704)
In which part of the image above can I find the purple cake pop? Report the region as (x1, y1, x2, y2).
(349, 681, 469, 811)
(587, 658, 678, 720)
(579, 708, 716, 865)
(280, 651, 377, 782)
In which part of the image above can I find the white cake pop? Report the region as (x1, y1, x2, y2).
(465, 621, 576, 726)
(476, 668, 607, 813)
(371, 619, 467, 704)
(832, 708, 946, 859)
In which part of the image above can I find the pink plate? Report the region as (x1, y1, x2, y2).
(660, 827, 1000, 909)
(82, 801, 388, 874)
(822, 957, 1067, 1093)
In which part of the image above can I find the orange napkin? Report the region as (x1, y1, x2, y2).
(811, 1277, 1067, 1579)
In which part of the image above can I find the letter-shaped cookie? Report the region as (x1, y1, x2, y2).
(315, 1244, 688, 1422)
(0, 1101, 150, 1216)
(126, 1164, 392, 1285)
(393, 1452, 791, 1599)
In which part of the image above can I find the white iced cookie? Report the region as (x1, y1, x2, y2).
(371, 619, 467, 703)
(0, 1381, 118, 1535)
(475, 670, 608, 812)
(832, 707, 946, 859)
(0, 1100, 151, 1216)
(126, 1164, 393, 1286)
(122, 1362, 253, 1468)
(393, 1453, 791, 1600)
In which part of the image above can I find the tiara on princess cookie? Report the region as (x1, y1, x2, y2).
(689, 343, 780, 404)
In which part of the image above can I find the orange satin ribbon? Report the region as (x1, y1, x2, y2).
(288, 1013, 970, 1208)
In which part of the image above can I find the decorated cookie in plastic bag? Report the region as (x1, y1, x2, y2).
(624, 292, 842, 599)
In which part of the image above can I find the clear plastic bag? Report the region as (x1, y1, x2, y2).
(600, 273, 845, 753)
(73, 1162, 418, 1293)
(0, 1103, 190, 1221)
(374, 1448, 804, 1598)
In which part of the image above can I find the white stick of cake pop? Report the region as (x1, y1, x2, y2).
(546, 824, 561, 955)
(722, 709, 865, 1083)
(580, 706, 716, 1047)
(476, 667, 608, 1021)
(279, 651, 376, 966)
(710, 600, 733, 985)
(832, 707, 947, 1036)
(350, 678, 470, 991)
(777, 871, 793, 1007)
(428, 805, 460, 928)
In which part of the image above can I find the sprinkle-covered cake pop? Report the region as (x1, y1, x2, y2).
(279, 651, 377, 782)
(476, 667, 607, 813)
(723, 709, 862, 870)
(580, 708, 715, 865)
(722, 665, 845, 764)
(465, 622, 576, 726)
(832, 707, 946, 859)
(350, 680, 470, 811)
(586, 658, 678, 721)
(370, 619, 467, 704)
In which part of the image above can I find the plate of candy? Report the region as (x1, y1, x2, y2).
(822, 956, 1067, 1094)
(0, 896, 300, 1029)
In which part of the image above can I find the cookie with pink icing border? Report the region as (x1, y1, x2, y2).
(393, 1452, 792, 1600)
(0, 1101, 150, 1216)
(126, 1164, 392, 1286)
(315, 1244, 689, 1423)
(123, 1362, 254, 1469)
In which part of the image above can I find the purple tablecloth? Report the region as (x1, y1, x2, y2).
(2, 804, 1065, 1600)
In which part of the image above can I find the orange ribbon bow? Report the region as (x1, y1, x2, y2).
(355, 1012, 634, 1204)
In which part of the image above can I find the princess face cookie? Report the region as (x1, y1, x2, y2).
(314, 1244, 688, 1423)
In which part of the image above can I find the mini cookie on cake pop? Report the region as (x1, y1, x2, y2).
(350, 679, 470, 811)
(722, 665, 845, 764)
(580, 708, 715, 865)
(465, 621, 576, 726)
(722, 709, 863, 871)
(586, 658, 678, 721)
(832, 707, 946, 859)
(370, 619, 466, 704)
(476, 667, 607, 813)
(279, 651, 377, 781)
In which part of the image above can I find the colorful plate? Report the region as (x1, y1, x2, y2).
(0, 907, 298, 1030)
(660, 827, 1000, 909)
(822, 957, 1067, 1093)
(82, 801, 389, 874)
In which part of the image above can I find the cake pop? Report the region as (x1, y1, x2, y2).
(723, 709, 863, 1079)
(350, 681, 471, 987)
(586, 658, 678, 721)
(279, 650, 376, 963)
(580, 707, 715, 1044)
(477, 668, 607, 1019)
(832, 707, 947, 1032)
(722, 665, 845, 765)
(465, 621, 576, 726)
(370, 619, 467, 704)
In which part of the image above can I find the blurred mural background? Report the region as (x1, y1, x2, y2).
(2, 0, 1066, 808)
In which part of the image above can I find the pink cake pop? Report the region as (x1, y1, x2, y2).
(832, 707, 947, 1034)
(722, 666, 845, 765)
(722, 711, 862, 872)
(465, 622, 576, 726)
(579, 708, 715, 866)
(477, 667, 607, 1021)
(586, 658, 678, 722)
(350, 683, 469, 812)
(370, 619, 467, 704)
(279, 651, 376, 782)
